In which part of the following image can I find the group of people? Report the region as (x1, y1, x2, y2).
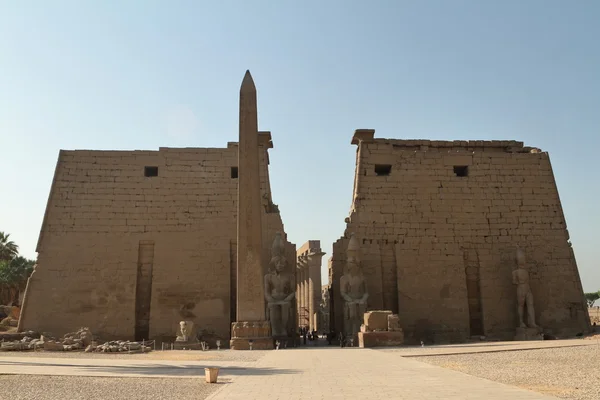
(298, 326, 319, 345)
(297, 327, 355, 348)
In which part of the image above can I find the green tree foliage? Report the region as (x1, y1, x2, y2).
(0, 232, 35, 305)
(585, 291, 600, 308)
(0, 232, 19, 261)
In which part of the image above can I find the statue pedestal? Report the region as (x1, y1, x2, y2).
(514, 327, 543, 341)
(229, 321, 274, 350)
(358, 330, 404, 348)
(230, 337, 273, 350)
(173, 340, 202, 350)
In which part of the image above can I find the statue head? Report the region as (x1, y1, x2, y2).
(270, 232, 287, 273)
(270, 255, 287, 273)
(347, 256, 360, 275)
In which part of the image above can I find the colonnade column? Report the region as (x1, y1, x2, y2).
(307, 248, 325, 332)
(296, 242, 326, 332)
(297, 256, 308, 328)
(296, 262, 301, 326)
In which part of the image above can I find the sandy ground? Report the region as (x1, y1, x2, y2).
(0, 350, 268, 400)
(0, 375, 222, 400)
(414, 345, 600, 400)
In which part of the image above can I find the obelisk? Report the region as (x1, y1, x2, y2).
(230, 70, 273, 350)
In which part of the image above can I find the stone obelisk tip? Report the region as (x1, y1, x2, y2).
(241, 70, 256, 92)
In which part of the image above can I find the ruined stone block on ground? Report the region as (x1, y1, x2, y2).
(364, 310, 392, 331)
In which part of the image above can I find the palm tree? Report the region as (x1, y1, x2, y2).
(0, 232, 19, 261)
(0, 256, 35, 305)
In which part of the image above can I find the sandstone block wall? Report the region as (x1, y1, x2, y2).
(330, 132, 590, 343)
(20, 138, 294, 341)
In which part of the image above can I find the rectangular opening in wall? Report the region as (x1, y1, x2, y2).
(231, 167, 238, 179)
(453, 166, 469, 177)
(144, 166, 158, 177)
(374, 164, 392, 176)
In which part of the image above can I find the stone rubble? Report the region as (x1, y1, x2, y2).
(87, 341, 152, 353)
(0, 327, 152, 353)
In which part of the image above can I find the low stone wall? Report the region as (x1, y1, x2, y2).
(358, 331, 404, 348)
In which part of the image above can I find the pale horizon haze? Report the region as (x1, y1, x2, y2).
(1, 1, 599, 291)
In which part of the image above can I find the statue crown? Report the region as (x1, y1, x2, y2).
(346, 233, 360, 262)
(515, 246, 526, 265)
(271, 232, 285, 258)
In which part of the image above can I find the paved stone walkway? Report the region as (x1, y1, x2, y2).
(206, 348, 558, 400)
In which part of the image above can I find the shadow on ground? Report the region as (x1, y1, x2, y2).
(0, 361, 298, 377)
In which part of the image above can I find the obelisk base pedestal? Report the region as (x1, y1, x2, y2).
(229, 321, 274, 350)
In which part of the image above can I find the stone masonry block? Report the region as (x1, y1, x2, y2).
(358, 331, 404, 347)
(364, 310, 392, 331)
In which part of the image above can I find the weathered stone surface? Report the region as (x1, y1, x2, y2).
(514, 327, 543, 341)
(174, 342, 203, 350)
(358, 331, 404, 347)
(341, 234, 369, 336)
(364, 311, 392, 332)
(230, 321, 271, 339)
(229, 320, 274, 350)
(229, 71, 279, 350)
(175, 321, 194, 342)
(18, 70, 296, 343)
(329, 134, 590, 343)
(387, 314, 401, 331)
(0, 330, 39, 342)
(295, 241, 325, 332)
(43, 341, 64, 351)
(93, 340, 152, 353)
(265, 233, 295, 337)
(230, 337, 274, 350)
(236, 70, 266, 322)
(231, 320, 280, 350)
(0, 341, 27, 351)
(513, 247, 538, 329)
(62, 327, 93, 347)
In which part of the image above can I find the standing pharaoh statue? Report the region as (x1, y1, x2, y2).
(512, 247, 538, 328)
(340, 233, 369, 336)
(264, 232, 295, 337)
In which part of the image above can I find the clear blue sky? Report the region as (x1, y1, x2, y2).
(1, 1, 599, 291)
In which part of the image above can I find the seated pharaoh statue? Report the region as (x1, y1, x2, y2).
(264, 232, 295, 337)
(340, 233, 369, 336)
